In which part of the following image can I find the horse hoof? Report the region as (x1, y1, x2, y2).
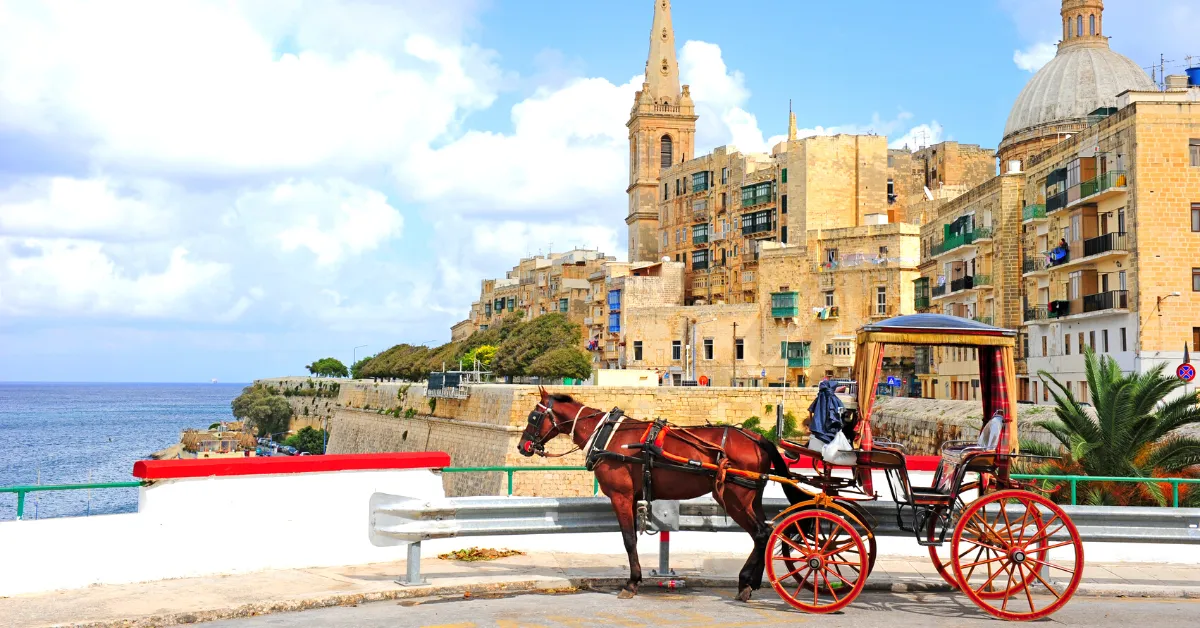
(736, 587, 753, 602)
(617, 589, 635, 600)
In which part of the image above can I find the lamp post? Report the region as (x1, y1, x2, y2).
(352, 344, 368, 377)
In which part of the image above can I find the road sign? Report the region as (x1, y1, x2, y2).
(886, 376, 902, 387)
(1178, 364, 1196, 382)
(761, 369, 767, 378)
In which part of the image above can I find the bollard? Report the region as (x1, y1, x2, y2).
(397, 541, 429, 586)
(650, 531, 676, 579)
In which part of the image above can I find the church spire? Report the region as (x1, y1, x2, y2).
(788, 99, 797, 141)
(644, 0, 681, 103)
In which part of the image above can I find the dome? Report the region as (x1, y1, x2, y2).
(1002, 43, 1154, 140)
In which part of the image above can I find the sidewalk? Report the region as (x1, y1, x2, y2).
(3, 550, 1200, 628)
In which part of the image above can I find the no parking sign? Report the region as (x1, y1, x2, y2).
(1179, 363, 1197, 382)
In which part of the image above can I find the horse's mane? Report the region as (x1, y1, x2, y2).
(548, 393, 576, 403)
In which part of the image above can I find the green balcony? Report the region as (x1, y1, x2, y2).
(972, 316, 994, 326)
(782, 341, 811, 368)
(692, 233, 709, 245)
(914, 296, 930, 310)
(787, 357, 811, 368)
(933, 230, 977, 256)
(771, 291, 799, 318)
(973, 274, 993, 287)
(1022, 204, 1047, 222)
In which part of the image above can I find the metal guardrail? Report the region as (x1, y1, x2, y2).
(369, 494, 1200, 585)
(0, 482, 144, 520)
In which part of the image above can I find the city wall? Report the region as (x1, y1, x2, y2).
(260, 379, 1054, 497)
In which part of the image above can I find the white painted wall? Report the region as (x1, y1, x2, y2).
(1026, 312, 1138, 403)
(0, 468, 444, 596)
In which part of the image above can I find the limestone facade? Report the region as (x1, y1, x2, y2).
(1019, 85, 1200, 403)
(466, 248, 614, 336)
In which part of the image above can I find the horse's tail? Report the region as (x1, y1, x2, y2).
(755, 436, 807, 506)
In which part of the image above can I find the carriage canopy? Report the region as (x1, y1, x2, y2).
(852, 314, 1018, 452)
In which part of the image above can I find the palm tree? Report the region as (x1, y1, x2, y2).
(1024, 347, 1200, 506)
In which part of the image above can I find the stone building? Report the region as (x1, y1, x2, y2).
(1019, 79, 1200, 403)
(461, 249, 614, 337)
(996, 0, 1155, 170)
(914, 173, 1025, 400)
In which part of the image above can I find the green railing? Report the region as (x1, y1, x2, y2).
(972, 274, 993, 288)
(933, 230, 977, 255)
(1077, 170, 1127, 200)
(1022, 204, 1047, 221)
(1012, 474, 1200, 508)
(442, 466, 596, 496)
(1, 482, 144, 520)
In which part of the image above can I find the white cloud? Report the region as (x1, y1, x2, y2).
(0, 177, 172, 241)
(0, 241, 230, 319)
(1013, 42, 1057, 73)
(0, 0, 500, 176)
(240, 179, 405, 266)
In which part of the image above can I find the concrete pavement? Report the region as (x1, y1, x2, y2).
(3, 549, 1200, 627)
(201, 588, 1200, 628)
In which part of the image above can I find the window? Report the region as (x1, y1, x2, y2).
(1080, 380, 1088, 401)
(1103, 329, 1109, 352)
(663, 183, 668, 200)
(692, 171, 710, 193)
(876, 287, 887, 316)
(735, 338, 745, 361)
(1078, 332, 1084, 355)
(1195, 267, 1200, 291)
(671, 340, 682, 361)
(720, 192, 727, 210)
(1118, 208, 1126, 233)
(660, 135, 673, 169)
(879, 246, 888, 258)
(691, 249, 709, 270)
(825, 291, 834, 307)
(781, 168, 788, 183)
(1089, 14, 1095, 35)
(607, 312, 620, 333)
(1120, 327, 1128, 351)
(721, 167, 729, 184)
(1089, 330, 1096, 351)
(662, 232, 668, 249)
(781, 194, 788, 214)
(1194, 327, 1200, 351)
(559, 298, 570, 313)
(1192, 204, 1200, 232)
(1119, 270, 1127, 291)
(887, 178, 895, 204)
(1041, 336, 1048, 357)
(703, 338, 714, 360)
(1065, 334, 1071, 355)
(675, 178, 681, 195)
(507, 296, 515, 310)
(1068, 271, 1082, 300)
(781, 226, 788, 243)
(633, 341, 643, 361)
(1076, 15, 1083, 37)
(1191, 140, 1200, 167)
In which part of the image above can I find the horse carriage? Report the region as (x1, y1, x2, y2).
(518, 314, 1083, 621)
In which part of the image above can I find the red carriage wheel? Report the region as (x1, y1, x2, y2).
(766, 510, 868, 614)
(778, 503, 876, 592)
(951, 490, 1084, 621)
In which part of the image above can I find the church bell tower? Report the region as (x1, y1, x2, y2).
(625, 0, 698, 263)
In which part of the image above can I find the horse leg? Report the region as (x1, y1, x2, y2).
(720, 483, 770, 602)
(609, 491, 643, 599)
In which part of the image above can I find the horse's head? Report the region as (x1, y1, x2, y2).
(517, 386, 577, 457)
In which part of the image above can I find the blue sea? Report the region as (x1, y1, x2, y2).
(0, 382, 247, 520)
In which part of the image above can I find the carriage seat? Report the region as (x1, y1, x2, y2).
(928, 410, 1006, 493)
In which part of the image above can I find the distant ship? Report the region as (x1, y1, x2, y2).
(211, 378, 219, 384)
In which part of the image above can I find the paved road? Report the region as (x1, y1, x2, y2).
(207, 587, 1199, 627)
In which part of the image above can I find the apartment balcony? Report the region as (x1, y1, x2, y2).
(1047, 190, 1068, 214)
(692, 209, 710, 224)
(1082, 289, 1129, 314)
(932, 231, 977, 257)
(914, 296, 930, 310)
(1053, 232, 1129, 272)
(787, 357, 812, 368)
(973, 274, 994, 289)
(1048, 299, 1072, 319)
(949, 275, 974, 293)
(771, 291, 800, 318)
(1023, 249, 1070, 276)
(819, 274, 835, 290)
(741, 221, 776, 236)
(815, 306, 839, 320)
(710, 230, 727, 242)
(973, 226, 994, 242)
(1023, 306, 1048, 324)
(692, 233, 709, 245)
(825, 351, 854, 368)
(1022, 256, 1047, 275)
(692, 259, 710, 271)
(1066, 170, 1128, 212)
(1022, 204, 1048, 223)
(932, 284, 947, 297)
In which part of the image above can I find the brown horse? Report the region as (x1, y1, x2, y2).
(516, 388, 805, 601)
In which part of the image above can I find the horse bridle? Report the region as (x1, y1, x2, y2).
(522, 399, 603, 457)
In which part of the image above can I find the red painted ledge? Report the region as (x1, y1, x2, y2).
(133, 452, 451, 480)
(786, 453, 940, 472)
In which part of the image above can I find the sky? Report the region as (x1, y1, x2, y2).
(0, 0, 1197, 383)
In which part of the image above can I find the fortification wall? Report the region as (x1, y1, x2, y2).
(256, 379, 1055, 497)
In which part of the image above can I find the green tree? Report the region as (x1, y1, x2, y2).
(741, 413, 801, 444)
(350, 355, 373, 379)
(1027, 347, 1200, 506)
(306, 357, 349, 378)
(231, 384, 294, 439)
(493, 313, 583, 376)
(527, 347, 592, 380)
(284, 426, 327, 455)
(462, 344, 497, 370)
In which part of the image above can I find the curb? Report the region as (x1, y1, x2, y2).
(46, 574, 1200, 628)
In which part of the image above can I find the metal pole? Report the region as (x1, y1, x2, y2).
(651, 531, 675, 578)
(398, 541, 427, 586)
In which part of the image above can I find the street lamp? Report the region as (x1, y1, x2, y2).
(1156, 292, 1182, 313)
(689, 317, 719, 382)
(352, 344, 368, 376)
